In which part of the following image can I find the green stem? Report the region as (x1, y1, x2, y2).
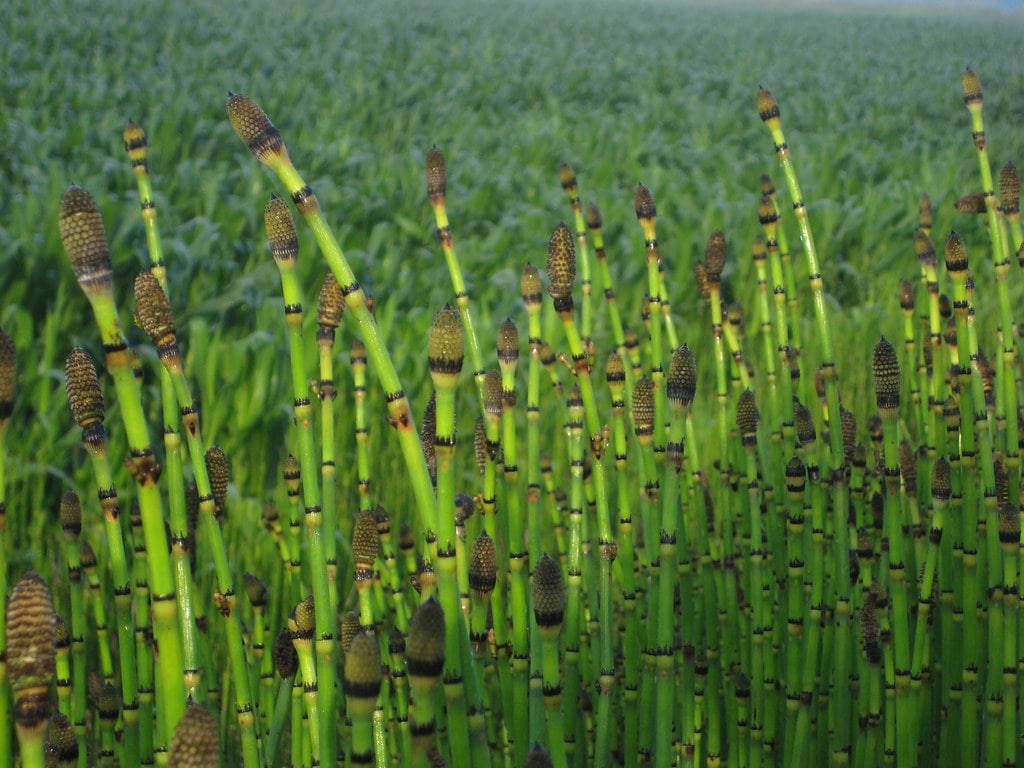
(273, 255, 337, 765)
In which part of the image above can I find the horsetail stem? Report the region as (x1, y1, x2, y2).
(265, 194, 338, 765)
(6, 571, 55, 768)
(345, 631, 383, 764)
(557, 163, 593, 343)
(425, 146, 488, 417)
(546, 221, 615, 766)
(533, 553, 568, 768)
(428, 304, 488, 768)
(227, 94, 436, 545)
(63, 345, 140, 764)
(120, 120, 207, 713)
(58, 185, 187, 742)
(317, 272, 344, 609)
(407, 596, 445, 766)
(289, 596, 322, 764)
(133, 270, 263, 767)
(45, 712, 77, 768)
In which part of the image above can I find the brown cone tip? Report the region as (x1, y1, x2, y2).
(6, 571, 56, 699)
(998, 462, 1019, 541)
(913, 230, 936, 265)
(632, 377, 654, 435)
(955, 192, 987, 214)
(226, 93, 284, 161)
(264, 196, 298, 262)
(421, 390, 437, 479)
(352, 509, 380, 567)
(474, 417, 488, 474)
(667, 344, 696, 406)
(526, 745, 555, 768)
(243, 573, 268, 608)
(344, 630, 382, 696)
(605, 351, 625, 384)
(469, 532, 497, 594)
(736, 389, 759, 437)
(1000, 162, 1020, 213)
(634, 184, 656, 220)
(317, 273, 345, 328)
(293, 596, 315, 634)
(123, 120, 146, 145)
(557, 162, 577, 190)
(53, 614, 70, 649)
(46, 712, 76, 761)
(484, 370, 503, 417)
(168, 703, 219, 768)
(340, 610, 361, 653)
(532, 553, 566, 628)
(872, 337, 900, 410)
(962, 68, 982, 104)
(705, 231, 727, 281)
(204, 446, 230, 515)
(520, 263, 542, 305)
(898, 279, 914, 311)
(273, 629, 298, 677)
(79, 542, 96, 569)
(65, 347, 104, 428)
(945, 231, 968, 272)
(282, 454, 300, 482)
(59, 186, 112, 292)
(694, 261, 711, 301)
(861, 602, 881, 664)
(760, 174, 776, 196)
(751, 238, 766, 261)
(938, 293, 952, 320)
(133, 271, 176, 344)
(428, 305, 465, 373)
(757, 87, 780, 121)
(931, 457, 951, 501)
(425, 146, 446, 198)
(546, 222, 576, 301)
(918, 194, 933, 229)
(406, 596, 445, 676)
(97, 681, 120, 718)
(840, 407, 856, 463)
(785, 455, 806, 493)
(497, 318, 519, 363)
(794, 399, 816, 446)
(0, 327, 15, 415)
(586, 202, 602, 230)
(899, 441, 917, 491)
(59, 491, 82, 533)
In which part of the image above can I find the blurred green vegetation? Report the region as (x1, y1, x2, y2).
(2, 0, 1023, 562)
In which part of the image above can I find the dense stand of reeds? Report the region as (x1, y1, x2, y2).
(1, 68, 1023, 768)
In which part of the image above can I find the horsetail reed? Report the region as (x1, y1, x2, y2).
(168, 703, 218, 768)
(5, 571, 55, 768)
(45, 712, 77, 768)
(316, 272, 344, 608)
(227, 94, 436, 542)
(344, 631, 382, 764)
(2, 37, 1023, 768)
(265, 195, 338, 764)
(406, 596, 445, 766)
(58, 186, 187, 742)
(425, 146, 488, 415)
(132, 271, 262, 767)
(63, 346, 140, 765)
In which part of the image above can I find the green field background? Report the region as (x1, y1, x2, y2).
(2, 0, 1023, 559)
